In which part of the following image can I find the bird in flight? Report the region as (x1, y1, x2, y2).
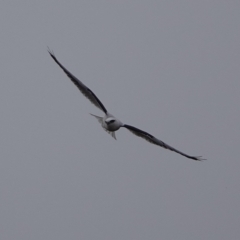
(48, 49, 204, 161)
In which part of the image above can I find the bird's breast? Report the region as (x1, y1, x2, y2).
(105, 122, 121, 131)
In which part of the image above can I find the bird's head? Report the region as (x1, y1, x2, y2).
(105, 117, 116, 125)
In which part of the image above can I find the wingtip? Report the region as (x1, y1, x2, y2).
(47, 47, 55, 57)
(194, 156, 207, 161)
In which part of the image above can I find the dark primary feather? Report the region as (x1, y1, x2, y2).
(123, 124, 204, 161)
(48, 49, 107, 114)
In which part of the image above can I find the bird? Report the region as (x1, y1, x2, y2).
(48, 49, 205, 161)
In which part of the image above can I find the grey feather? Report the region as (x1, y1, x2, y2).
(123, 124, 205, 161)
(48, 49, 107, 113)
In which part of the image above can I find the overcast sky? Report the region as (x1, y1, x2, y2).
(0, 1, 240, 239)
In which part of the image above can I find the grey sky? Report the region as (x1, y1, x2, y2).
(0, 1, 240, 239)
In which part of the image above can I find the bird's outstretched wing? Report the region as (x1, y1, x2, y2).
(48, 49, 107, 114)
(123, 124, 205, 161)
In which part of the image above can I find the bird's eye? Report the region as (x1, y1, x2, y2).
(106, 119, 115, 124)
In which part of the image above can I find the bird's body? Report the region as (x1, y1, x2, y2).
(48, 49, 205, 161)
(102, 115, 123, 132)
(90, 113, 122, 139)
